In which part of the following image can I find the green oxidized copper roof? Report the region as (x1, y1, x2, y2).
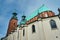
(26, 5, 50, 21)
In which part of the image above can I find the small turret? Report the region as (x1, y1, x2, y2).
(22, 15, 26, 20)
(20, 15, 27, 25)
(19, 15, 27, 28)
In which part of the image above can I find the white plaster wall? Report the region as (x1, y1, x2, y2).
(12, 31, 18, 40)
(42, 16, 60, 40)
(19, 28, 23, 40)
(38, 20, 46, 40)
(10, 33, 13, 40)
(22, 26, 28, 40)
(6, 27, 19, 40)
(8, 33, 14, 40)
(18, 30, 21, 40)
(27, 16, 60, 40)
(27, 21, 42, 40)
(18, 29, 22, 40)
(7, 35, 9, 40)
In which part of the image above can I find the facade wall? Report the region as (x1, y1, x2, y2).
(19, 29, 23, 40)
(26, 16, 60, 40)
(27, 21, 41, 40)
(38, 20, 45, 40)
(13, 31, 18, 40)
(2, 16, 60, 40)
(42, 16, 60, 40)
(22, 27, 28, 40)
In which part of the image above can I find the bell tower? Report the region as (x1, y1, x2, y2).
(7, 12, 18, 35)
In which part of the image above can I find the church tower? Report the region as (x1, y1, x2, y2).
(7, 12, 18, 36)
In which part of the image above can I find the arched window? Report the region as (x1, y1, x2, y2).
(32, 25, 36, 33)
(23, 29, 25, 36)
(50, 20, 57, 29)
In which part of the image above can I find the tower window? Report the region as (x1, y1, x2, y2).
(23, 29, 25, 36)
(14, 23, 15, 26)
(50, 20, 57, 29)
(32, 25, 36, 33)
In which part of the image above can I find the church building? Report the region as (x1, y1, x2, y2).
(1, 5, 60, 40)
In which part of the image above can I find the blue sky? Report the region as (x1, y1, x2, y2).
(0, 0, 60, 38)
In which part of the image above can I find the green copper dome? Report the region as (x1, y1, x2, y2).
(18, 15, 27, 27)
(26, 5, 50, 21)
(11, 12, 18, 20)
(20, 19, 27, 25)
(20, 15, 27, 25)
